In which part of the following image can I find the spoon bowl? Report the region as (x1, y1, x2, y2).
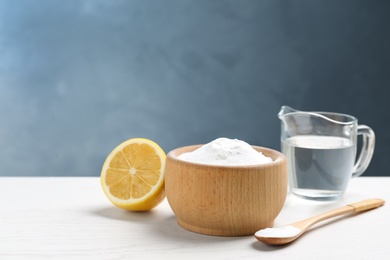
(255, 230, 302, 245)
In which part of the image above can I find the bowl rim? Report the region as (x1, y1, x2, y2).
(166, 144, 286, 169)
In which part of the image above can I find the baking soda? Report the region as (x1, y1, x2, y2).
(255, 225, 301, 238)
(177, 138, 273, 166)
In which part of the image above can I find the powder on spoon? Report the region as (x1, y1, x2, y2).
(177, 137, 273, 166)
(255, 225, 302, 238)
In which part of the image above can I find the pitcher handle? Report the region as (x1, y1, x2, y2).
(352, 125, 375, 177)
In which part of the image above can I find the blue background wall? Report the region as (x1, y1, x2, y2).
(1, 0, 389, 176)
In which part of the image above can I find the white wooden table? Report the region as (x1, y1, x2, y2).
(0, 177, 389, 259)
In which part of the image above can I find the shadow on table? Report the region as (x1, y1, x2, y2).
(152, 215, 244, 244)
(91, 205, 293, 249)
(91, 205, 240, 244)
(92, 206, 166, 223)
(251, 240, 292, 251)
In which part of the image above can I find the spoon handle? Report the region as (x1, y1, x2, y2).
(291, 198, 385, 231)
(348, 198, 385, 212)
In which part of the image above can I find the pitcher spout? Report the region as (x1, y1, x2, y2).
(278, 105, 298, 119)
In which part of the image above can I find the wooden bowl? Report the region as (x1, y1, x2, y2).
(165, 145, 287, 236)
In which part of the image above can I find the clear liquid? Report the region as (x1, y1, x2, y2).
(282, 135, 355, 201)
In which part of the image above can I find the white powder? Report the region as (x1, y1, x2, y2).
(177, 138, 273, 166)
(255, 225, 301, 238)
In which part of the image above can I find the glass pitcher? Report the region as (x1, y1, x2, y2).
(278, 106, 375, 201)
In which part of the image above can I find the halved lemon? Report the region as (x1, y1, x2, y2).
(100, 138, 166, 211)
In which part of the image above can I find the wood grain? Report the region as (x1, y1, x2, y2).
(165, 145, 287, 236)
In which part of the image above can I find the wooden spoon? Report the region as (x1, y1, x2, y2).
(255, 198, 385, 245)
